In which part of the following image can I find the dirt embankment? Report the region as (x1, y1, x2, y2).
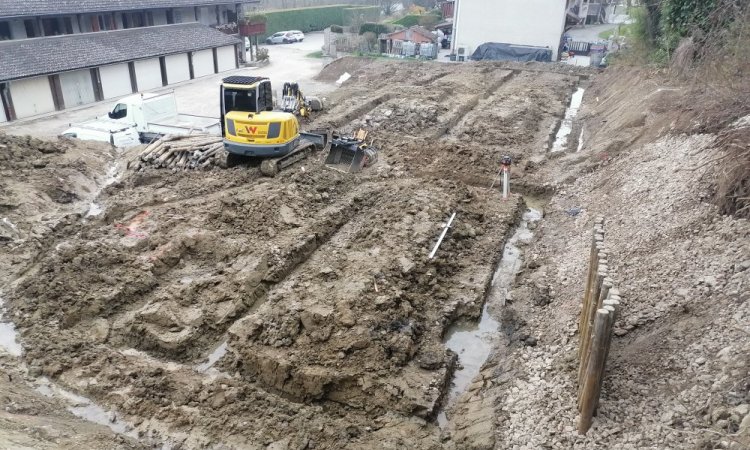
(0, 133, 143, 449)
(466, 68, 750, 449)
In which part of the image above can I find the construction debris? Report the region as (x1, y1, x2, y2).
(134, 134, 225, 170)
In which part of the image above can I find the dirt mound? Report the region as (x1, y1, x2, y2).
(0, 132, 114, 282)
(315, 56, 377, 82)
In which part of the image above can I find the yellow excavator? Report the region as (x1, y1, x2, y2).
(220, 76, 327, 176)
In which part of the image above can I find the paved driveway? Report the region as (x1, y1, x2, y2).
(1, 32, 334, 138)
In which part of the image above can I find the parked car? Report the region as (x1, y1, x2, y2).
(265, 30, 304, 44)
(266, 31, 291, 44)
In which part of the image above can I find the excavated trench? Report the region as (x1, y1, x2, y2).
(436, 199, 544, 428)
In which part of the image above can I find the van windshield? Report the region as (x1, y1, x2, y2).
(224, 87, 257, 114)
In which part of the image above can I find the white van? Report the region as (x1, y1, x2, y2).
(62, 122, 141, 148)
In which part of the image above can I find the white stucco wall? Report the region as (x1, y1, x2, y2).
(197, 6, 216, 25)
(192, 49, 215, 78)
(165, 53, 191, 84)
(174, 7, 197, 23)
(0, 99, 7, 123)
(10, 77, 56, 119)
(134, 58, 163, 91)
(453, 0, 567, 60)
(59, 69, 96, 107)
(100, 63, 133, 99)
(79, 15, 93, 33)
(69, 15, 81, 33)
(152, 9, 168, 26)
(215, 46, 237, 72)
(9, 20, 27, 39)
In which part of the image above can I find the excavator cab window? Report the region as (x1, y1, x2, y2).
(223, 87, 257, 114)
(257, 80, 274, 112)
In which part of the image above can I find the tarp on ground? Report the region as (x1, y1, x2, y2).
(470, 42, 552, 62)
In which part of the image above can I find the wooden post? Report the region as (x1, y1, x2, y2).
(579, 265, 607, 384)
(578, 308, 610, 434)
(579, 230, 604, 357)
(595, 294, 620, 409)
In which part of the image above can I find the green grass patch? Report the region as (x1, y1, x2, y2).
(306, 50, 324, 58)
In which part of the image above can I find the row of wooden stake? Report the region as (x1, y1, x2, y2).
(577, 217, 622, 434)
(135, 134, 224, 170)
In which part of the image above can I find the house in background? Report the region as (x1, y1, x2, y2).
(451, 0, 567, 61)
(0, 0, 261, 123)
(382, 26, 438, 58)
(566, 0, 615, 26)
(440, 0, 455, 18)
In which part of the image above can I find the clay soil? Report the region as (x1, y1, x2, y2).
(1, 58, 746, 450)
(0, 59, 585, 449)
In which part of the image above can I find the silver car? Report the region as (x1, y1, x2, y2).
(265, 30, 304, 44)
(266, 31, 294, 45)
(288, 30, 305, 42)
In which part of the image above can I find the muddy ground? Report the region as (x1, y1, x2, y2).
(0, 59, 584, 449)
(0, 58, 747, 450)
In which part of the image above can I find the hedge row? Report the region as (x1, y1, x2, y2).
(262, 4, 381, 39)
(392, 14, 420, 27)
(359, 22, 391, 36)
(343, 6, 381, 26)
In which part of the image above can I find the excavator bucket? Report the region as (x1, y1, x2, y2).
(324, 129, 378, 174)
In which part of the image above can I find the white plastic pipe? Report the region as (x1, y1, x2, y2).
(429, 212, 457, 260)
(502, 170, 510, 199)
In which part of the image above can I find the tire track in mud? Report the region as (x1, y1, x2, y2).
(192, 185, 385, 358)
(316, 92, 394, 129)
(430, 70, 519, 140)
(221, 180, 520, 421)
(443, 70, 573, 143)
(108, 184, 386, 363)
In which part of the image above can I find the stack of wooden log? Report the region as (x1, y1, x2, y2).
(135, 134, 225, 170)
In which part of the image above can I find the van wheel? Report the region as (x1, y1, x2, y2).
(283, 38, 289, 44)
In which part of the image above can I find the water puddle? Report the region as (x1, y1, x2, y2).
(1, 217, 18, 231)
(35, 377, 138, 438)
(196, 341, 228, 373)
(0, 294, 164, 445)
(85, 202, 105, 217)
(550, 87, 585, 152)
(437, 206, 542, 428)
(0, 295, 22, 357)
(85, 163, 121, 218)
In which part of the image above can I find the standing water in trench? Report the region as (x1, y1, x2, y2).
(437, 205, 542, 427)
(0, 296, 23, 357)
(86, 162, 122, 218)
(551, 87, 585, 153)
(0, 294, 167, 445)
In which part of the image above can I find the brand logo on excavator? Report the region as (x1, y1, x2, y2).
(245, 126, 258, 134)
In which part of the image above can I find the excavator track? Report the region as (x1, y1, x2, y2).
(259, 140, 315, 177)
(259, 131, 330, 177)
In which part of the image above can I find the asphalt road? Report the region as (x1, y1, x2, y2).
(1, 32, 335, 138)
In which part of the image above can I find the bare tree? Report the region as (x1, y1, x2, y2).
(380, 0, 397, 16)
